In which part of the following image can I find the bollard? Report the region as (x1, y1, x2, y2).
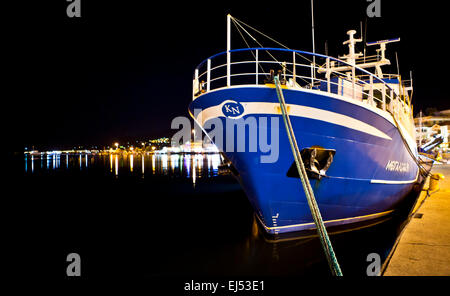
(429, 173, 445, 192)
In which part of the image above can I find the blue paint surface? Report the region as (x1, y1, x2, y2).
(189, 87, 419, 234)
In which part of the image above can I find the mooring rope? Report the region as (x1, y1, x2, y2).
(274, 75, 343, 276)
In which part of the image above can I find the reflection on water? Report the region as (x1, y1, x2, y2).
(115, 154, 118, 176)
(130, 154, 134, 172)
(21, 151, 421, 277)
(25, 153, 223, 184)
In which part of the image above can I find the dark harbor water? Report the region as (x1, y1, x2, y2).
(19, 153, 420, 280)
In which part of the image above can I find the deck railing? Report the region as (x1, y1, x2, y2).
(192, 48, 412, 121)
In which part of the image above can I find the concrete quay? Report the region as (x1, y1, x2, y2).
(384, 164, 450, 276)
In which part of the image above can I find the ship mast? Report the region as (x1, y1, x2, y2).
(366, 38, 399, 77)
(340, 30, 362, 67)
(317, 34, 399, 79)
(311, 0, 316, 81)
(227, 14, 231, 87)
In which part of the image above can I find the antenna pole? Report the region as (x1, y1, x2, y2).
(227, 14, 231, 87)
(363, 18, 367, 62)
(395, 51, 400, 76)
(360, 21, 364, 62)
(409, 70, 414, 105)
(360, 21, 363, 41)
(311, 0, 316, 80)
(419, 110, 423, 147)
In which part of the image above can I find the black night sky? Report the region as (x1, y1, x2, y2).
(8, 0, 450, 150)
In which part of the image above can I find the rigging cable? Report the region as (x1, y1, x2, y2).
(231, 16, 312, 85)
(231, 15, 430, 179)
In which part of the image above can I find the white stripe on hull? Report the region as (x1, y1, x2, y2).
(196, 101, 392, 140)
(194, 85, 418, 152)
(256, 209, 395, 234)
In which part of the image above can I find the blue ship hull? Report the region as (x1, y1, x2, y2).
(189, 86, 419, 234)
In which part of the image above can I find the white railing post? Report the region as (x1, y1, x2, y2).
(256, 49, 259, 85)
(382, 83, 386, 111)
(352, 65, 356, 99)
(326, 57, 330, 93)
(389, 89, 393, 112)
(207, 59, 211, 92)
(293, 52, 296, 86)
(369, 75, 373, 105)
(193, 68, 199, 99)
(227, 14, 231, 87)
